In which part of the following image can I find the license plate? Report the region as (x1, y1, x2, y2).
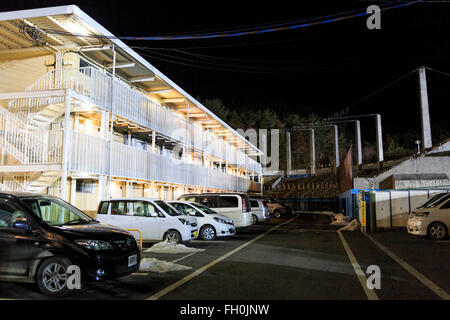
(193, 230, 198, 237)
(128, 254, 137, 267)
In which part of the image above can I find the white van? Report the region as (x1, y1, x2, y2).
(249, 198, 270, 224)
(96, 198, 198, 243)
(178, 193, 252, 228)
(407, 192, 450, 240)
(169, 201, 236, 240)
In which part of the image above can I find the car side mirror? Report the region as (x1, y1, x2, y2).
(150, 212, 158, 217)
(188, 211, 196, 216)
(13, 220, 31, 232)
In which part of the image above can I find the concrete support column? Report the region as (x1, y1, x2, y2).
(70, 178, 76, 206)
(355, 120, 362, 168)
(98, 175, 106, 202)
(126, 181, 133, 197)
(310, 129, 316, 175)
(286, 131, 292, 176)
(333, 125, 340, 169)
(418, 66, 432, 151)
(60, 93, 71, 200)
(375, 114, 384, 168)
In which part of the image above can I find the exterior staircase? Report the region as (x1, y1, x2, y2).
(0, 70, 66, 194)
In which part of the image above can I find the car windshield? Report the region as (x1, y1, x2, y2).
(191, 203, 217, 214)
(20, 196, 94, 227)
(155, 200, 182, 216)
(418, 193, 450, 209)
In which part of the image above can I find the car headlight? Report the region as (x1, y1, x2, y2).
(213, 217, 228, 224)
(178, 218, 190, 225)
(415, 212, 429, 217)
(75, 239, 113, 250)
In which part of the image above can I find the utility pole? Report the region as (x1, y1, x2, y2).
(375, 114, 384, 169)
(286, 131, 292, 176)
(418, 66, 432, 152)
(333, 125, 340, 171)
(310, 129, 316, 175)
(355, 120, 362, 169)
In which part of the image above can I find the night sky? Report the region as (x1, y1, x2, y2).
(1, 0, 450, 142)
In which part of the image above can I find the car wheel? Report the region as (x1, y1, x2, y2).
(36, 257, 71, 297)
(427, 222, 448, 240)
(164, 230, 182, 243)
(251, 214, 258, 225)
(200, 225, 216, 241)
(273, 210, 281, 219)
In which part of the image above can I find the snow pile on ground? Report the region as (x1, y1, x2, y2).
(145, 239, 205, 254)
(330, 213, 351, 225)
(139, 257, 192, 273)
(338, 219, 361, 231)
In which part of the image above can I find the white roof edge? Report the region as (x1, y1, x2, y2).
(0, 5, 74, 21)
(0, 5, 261, 155)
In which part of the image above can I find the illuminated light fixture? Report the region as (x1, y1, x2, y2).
(205, 124, 221, 128)
(107, 62, 136, 69)
(79, 45, 112, 52)
(163, 98, 185, 103)
(84, 120, 95, 134)
(187, 113, 206, 117)
(130, 76, 155, 82)
(46, 16, 90, 37)
(149, 89, 172, 94)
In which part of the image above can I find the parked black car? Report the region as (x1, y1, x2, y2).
(0, 192, 140, 296)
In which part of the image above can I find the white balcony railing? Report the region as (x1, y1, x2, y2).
(17, 67, 261, 175)
(70, 132, 258, 192)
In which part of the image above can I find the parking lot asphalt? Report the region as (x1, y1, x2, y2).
(0, 212, 448, 300)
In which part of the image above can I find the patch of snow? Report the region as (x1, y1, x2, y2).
(330, 213, 351, 225)
(145, 239, 205, 254)
(338, 219, 361, 231)
(139, 257, 192, 273)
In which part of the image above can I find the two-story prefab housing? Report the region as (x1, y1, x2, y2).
(0, 5, 262, 215)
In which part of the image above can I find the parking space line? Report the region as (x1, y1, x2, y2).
(191, 240, 224, 243)
(363, 232, 450, 300)
(172, 252, 198, 263)
(132, 273, 149, 276)
(338, 231, 379, 300)
(145, 216, 297, 300)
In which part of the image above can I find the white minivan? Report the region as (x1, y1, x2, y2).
(169, 200, 236, 240)
(407, 192, 450, 240)
(178, 193, 252, 228)
(96, 198, 199, 243)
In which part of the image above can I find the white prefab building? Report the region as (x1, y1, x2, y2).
(0, 5, 262, 215)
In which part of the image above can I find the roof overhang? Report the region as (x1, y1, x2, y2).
(0, 5, 262, 156)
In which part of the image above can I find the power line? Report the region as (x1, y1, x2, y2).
(39, 1, 418, 41)
(137, 51, 314, 74)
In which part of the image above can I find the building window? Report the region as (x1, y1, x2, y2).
(76, 180, 94, 193)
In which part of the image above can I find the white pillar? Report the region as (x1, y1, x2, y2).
(418, 66, 432, 151)
(152, 131, 156, 152)
(70, 178, 76, 205)
(98, 175, 106, 202)
(60, 92, 71, 200)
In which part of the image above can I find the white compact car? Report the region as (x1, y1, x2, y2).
(178, 193, 252, 229)
(249, 198, 270, 224)
(96, 198, 198, 243)
(169, 201, 236, 240)
(407, 192, 450, 240)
